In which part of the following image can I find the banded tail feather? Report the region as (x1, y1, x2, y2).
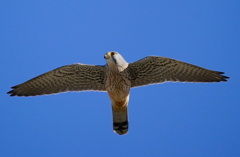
(112, 105, 128, 135)
(113, 121, 128, 135)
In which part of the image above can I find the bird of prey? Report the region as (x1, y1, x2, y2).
(7, 51, 229, 135)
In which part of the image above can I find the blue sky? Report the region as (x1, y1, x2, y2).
(1, 1, 239, 156)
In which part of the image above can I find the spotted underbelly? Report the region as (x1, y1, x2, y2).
(105, 70, 131, 103)
(106, 81, 130, 105)
(108, 89, 129, 102)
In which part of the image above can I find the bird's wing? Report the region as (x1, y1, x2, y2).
(8, 64, 106, 96)
(128, 56, 229, 88)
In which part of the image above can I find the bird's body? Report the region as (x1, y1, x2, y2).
(104, 52, 131, 134)
(8, 51, 229, 135)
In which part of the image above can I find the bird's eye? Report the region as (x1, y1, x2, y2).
(111, 52, 115, 56)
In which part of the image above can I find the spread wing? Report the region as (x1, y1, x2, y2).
(128, 56, 229, 88)
(8, 64, 107, 96)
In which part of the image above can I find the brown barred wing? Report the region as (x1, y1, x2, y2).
(128, 56, 229, 88)
(7, 64, 107, 96)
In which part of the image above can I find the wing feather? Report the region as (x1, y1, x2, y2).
(128, 56, 229, 88)
(7, 64, 106, 96)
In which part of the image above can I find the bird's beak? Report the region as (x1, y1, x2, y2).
(104, 54, 110, 59)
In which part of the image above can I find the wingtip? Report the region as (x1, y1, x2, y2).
(217, 71, 224, 74)
(222, 76, 230, 82)
(216, 71, 230, 82)
(11, 85, 18, 89)
(7, 84, 22, 96)
(7, 90, 12, 94)
(7, 90, 17, 96)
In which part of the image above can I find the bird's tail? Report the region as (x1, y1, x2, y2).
(112, 103, 128, 135)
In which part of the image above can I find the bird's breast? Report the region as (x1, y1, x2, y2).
(105, 70, 131, 102)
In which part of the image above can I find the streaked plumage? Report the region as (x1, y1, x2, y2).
(7, 51, 229, 135)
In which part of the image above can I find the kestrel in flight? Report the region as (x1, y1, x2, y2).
(7, 52, 229, 135)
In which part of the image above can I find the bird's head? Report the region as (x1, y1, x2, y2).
(104, 51, 128, 69)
